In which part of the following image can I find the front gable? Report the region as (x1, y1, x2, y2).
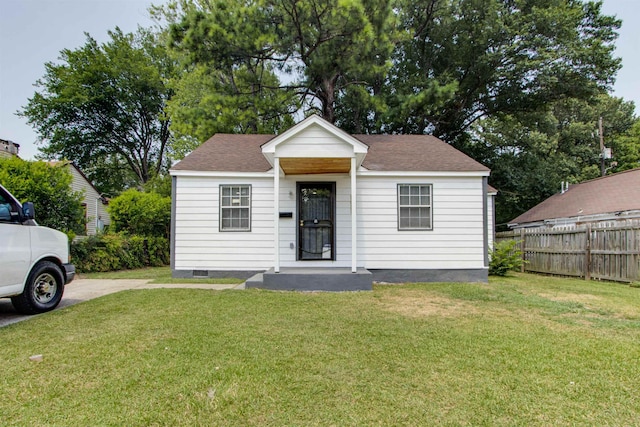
(261, 115, 368, 174)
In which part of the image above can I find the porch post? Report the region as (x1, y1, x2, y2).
(351, 157, 357, 273)
(274, 157, 280, 273)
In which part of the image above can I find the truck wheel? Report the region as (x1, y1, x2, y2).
(11, 261, 65, 315)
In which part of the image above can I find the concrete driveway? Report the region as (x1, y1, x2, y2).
(0, 279, 244, 328)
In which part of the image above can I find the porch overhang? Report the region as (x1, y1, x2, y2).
(279, 157, 351, 175)
(261, 115, 369, 172)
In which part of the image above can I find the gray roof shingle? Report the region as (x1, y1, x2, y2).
(509, 168, 640, 225)
(171, 133, 489, 173)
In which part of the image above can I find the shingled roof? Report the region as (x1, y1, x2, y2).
(171, 133, 489, 173)
(509, 168, 640, 226)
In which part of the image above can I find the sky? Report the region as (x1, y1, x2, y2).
(1, 0, 639, 160)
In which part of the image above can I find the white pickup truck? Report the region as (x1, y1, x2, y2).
(0, 183, 75, 314)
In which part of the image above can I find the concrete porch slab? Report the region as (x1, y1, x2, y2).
(245, 268, 372, 291)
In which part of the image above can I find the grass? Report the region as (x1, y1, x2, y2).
(78, 266, 244, 284)
(1, 273, 639, 426)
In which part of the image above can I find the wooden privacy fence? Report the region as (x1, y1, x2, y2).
(496, 224, 640, 283)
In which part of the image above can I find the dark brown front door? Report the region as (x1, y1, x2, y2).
(297, 182, 335, 260)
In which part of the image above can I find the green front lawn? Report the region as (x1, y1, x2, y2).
(1, 273, 638, 426)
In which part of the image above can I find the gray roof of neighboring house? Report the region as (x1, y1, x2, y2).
(171, 133, 490, 173)
(509, 168, 640, 226)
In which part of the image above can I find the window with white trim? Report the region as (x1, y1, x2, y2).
(398, 184, 432, 230)
(220, 185, 251, 231)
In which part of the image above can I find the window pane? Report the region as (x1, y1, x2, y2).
(398, 185, 432, 230)
(221, 217, 231, 229)
(399, 217, 410, 229)
(220, 185, 251, 230)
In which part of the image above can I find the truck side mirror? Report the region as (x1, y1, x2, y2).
(22, 202, 35, 220)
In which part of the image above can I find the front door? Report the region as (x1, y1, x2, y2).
(298, 182, 335, 260)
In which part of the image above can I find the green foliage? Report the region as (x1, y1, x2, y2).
(20, 27, 176, 191)
(142, 174, 172, 198)
(466, 94, 637, 226)
(0, 157, 85, 236)
(489, 240, 525, 276)
(163, 0, 395, 130)
(107, 189, 171, 238)
(384, 0, 621, 143)
(613, 119, 640, 171)
(161, 0, 621, 140)
(167, 64, 297, 157)
(71, 233, 169, 273)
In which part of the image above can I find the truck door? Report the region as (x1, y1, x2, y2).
(0, 189, 31, 290)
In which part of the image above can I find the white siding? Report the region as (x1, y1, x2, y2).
(173, 173, 488, 272)
(275, 125, 355, 158)
(67, 165, 110, 236)
(174, 176, 275, 270)
(357, 176, 486, 269)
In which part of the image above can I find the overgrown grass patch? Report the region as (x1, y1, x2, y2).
(1, 273, 638, 425)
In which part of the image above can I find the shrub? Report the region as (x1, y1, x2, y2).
(71, 233, 169, 273)
(108, 189, 171, 238)
(0, 157, 85, 236)
(489, 240, 525, 276)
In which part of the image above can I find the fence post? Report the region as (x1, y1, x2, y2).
(520, 228, 525, 273)
(585, 224, 591, 281)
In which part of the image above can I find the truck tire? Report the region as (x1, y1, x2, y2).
(11, 261, 65, 315)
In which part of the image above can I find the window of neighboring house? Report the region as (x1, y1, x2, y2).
(81, 203, 88, 235)
(398, 184, 433, 230)
(220, 185, 251, 231)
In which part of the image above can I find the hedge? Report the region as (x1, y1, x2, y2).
(71, 233, 169, 273)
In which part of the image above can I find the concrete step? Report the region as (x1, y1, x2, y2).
(246, 268, 372, 291)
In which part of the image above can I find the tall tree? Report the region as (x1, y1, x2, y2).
(384, 0, 621, 145)
(21, 28, 176, 190)
(160, 0, 620, 143)
(166, 64, 297, 158)
(161, 0, 395, 132)
(155, 0, 299, 156)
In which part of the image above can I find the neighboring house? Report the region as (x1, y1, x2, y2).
(0, 138, 20, 158)
(170, 115, 493, 290)
(49, 161, 110, 235)
(508, 168, 640, 229)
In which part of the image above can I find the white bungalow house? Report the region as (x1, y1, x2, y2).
(170, 115, 493, 290)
